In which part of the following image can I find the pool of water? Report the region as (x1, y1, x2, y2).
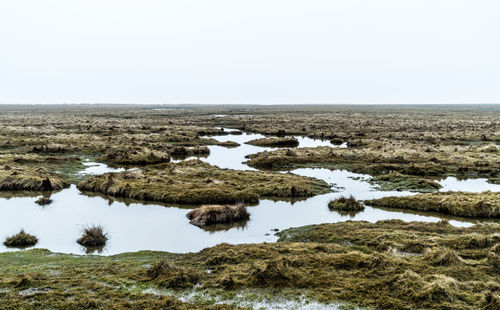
(200, 130, 343, 170)
(0, 130, 498, 255)
(79, 161, 126, 175)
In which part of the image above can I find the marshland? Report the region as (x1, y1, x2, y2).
(0, 104, 499, 309)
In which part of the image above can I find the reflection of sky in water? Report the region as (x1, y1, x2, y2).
(0, 130, 498, 255)
(201, 129, 344, 171)
(78, 162, 125, 175)
(438, 177, 500, 192)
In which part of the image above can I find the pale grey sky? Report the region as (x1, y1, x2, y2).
(1, 0, 499, 104)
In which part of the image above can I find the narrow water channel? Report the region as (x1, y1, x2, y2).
(0, 130, 498, 255)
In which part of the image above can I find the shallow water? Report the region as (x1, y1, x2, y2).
(0, 130, 498, 255)
(79, 161, 126, 175)
(200, 130, 342, 170)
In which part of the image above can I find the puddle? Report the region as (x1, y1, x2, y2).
(78, 161, 126, 175)
(0, 129, 498, 255)
(200, 129, 343, 170)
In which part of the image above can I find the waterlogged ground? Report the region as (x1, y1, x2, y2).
(0, 130, 498, 255)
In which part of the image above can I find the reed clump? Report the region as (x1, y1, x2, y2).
(76, 225, 108, 247)
(328, 195, 364, 211)
(35, 197, 52, 205)
(4, 229, 38, 247)
(187, 203, 250, 227)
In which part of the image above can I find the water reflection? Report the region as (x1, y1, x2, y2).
(79, 161, 125, 175)
(0, 130, 498, 255)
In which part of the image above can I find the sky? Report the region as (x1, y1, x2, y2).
(0, 0, 499, 105)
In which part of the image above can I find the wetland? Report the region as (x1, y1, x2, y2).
(0, 104, 499, 309)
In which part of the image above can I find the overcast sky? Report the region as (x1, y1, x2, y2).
(0, 0, 499, 104)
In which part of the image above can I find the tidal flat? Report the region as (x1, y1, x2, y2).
(0, 104, 499, 309)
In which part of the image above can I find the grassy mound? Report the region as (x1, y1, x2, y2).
(365, 191, 500, 218)
(166, 146, 210, 159)
(77, 159, 330, 204)
(244, 143, 500, 185)
(328, 196, 364, 211)
(187, 204, 250, 227)
(35, 197, 52, 205)
(246, 137, 299, 147)
(370, 171, 442, 192)
(100, 147, 170, 166)
(0, 165, 69, 191)
(76, 225, 108, 247)
(4, 230, 38, 247)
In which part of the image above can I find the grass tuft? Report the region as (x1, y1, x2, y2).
(187, 203, 250, 227)
(4, 229, 38, 247)
(35, 197, 52, 205)
(76, 225, 108, 247)
(328, 195, 364, 211)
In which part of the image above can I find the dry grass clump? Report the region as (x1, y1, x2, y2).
(366, 191, 500, 218)
(482, 291, 500, 309)
(4, 229, 38, 247)
(246, 137, 299, 147)
(31, 143, 71, 154)
(0, 165, 69, 191)
(187, 203, 249, 227)
(423, 247, 461, 266)
(76, 225, 108, 247)
(328, 195, 364, 211)
(77, 159, 330, 204)
(146, 260, 201, 288)
(35, 197, 52, 205)
(166, 145, 210, 159)
(101, 147, 170, 166)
